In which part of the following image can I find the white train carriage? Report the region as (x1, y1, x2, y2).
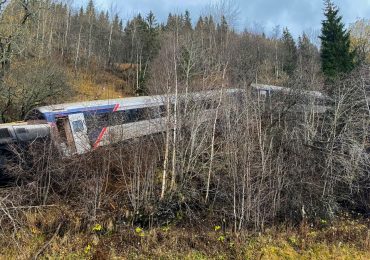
(31, 89, 240, 156)
(0, 84, 332, 161)
(251, 83, 327, 99)
(0, 122, 50, 169)
(0, 84, 329, 158)
(0, 122, 50, 146)
(251, 83, 330, 113)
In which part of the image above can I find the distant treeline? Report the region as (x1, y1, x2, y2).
(0, 0, 368, 119)
(1, 1, 322, 91)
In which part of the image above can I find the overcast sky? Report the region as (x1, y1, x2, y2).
(79, 0, 370, 39)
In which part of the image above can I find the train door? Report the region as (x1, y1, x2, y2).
(68, 113, 91, 154)
(55, 117, 76, 155)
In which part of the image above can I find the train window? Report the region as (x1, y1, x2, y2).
(85, 106, 165, 130)
(159, 105, 166, 117)
(131, 109, 141, 122)
(147, 106, 161, 119)
(108, 106, 164, 125)
(125, 109, 135, 123)
(157, 104, 173, 117)
(85, 113, 109, 128)
(123, 108, 145, 123)
(0, 128, 11, 139)
(16, 128, 28, 134)
(109, 111, 125, 124)
(72, 120, 84, 133)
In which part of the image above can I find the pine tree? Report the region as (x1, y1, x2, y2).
(78, 6, 84, 18)
(195, 16, 204, 31)
(113, 14, 120, 31)
(145, 11, 160, 61)
(217, 16, 229, 47)
(298, 33, 315, 62)
(146, 11, 156, 30)
(281, 28, 297, 76)
(207, 16, 216, 31)
(165, 13, 177, 31)
(86, 0, 95, 18)
(183, 10, 192, 31)
(319, 0, 354, 79)
(298, 33, 321, 82)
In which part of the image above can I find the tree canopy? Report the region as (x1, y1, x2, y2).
(281, 28, 297, 76)
(320, 0, 355, 79)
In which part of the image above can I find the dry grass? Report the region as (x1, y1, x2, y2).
(66, 67, 134, 102)
(113, 63, 138, 73)
(0, 209, 369, 259)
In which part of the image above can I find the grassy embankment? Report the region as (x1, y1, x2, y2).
(0, 207, 369, 259)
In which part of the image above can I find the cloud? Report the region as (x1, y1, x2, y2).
(80, 0, 370, 38)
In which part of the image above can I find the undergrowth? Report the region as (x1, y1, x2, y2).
(0, 207, 369, 259)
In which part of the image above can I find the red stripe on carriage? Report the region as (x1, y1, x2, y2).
(113, 104, 120, 112)
(93, 127, 108, 149)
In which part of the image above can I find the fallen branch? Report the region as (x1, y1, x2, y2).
(33, 222, 62, 260)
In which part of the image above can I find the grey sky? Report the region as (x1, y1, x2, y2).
(80, 0, 370, 38)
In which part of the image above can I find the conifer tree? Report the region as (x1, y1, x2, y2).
(86, 0, 95, 17)
(297, 33, 321, 83)
(165, 13, 177, 31)
(298, 33, 316, 62)
(319, 0, 354, 79)
(183, 10, 192, 31)
(145, 11, 160, 62)
(195, 16, 204, 31)
(281, 28, 297, 76)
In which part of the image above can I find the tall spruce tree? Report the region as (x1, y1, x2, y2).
(281, 28, 298, 76)
(183, 10, 192, 31)
(320, 0, 354, 79)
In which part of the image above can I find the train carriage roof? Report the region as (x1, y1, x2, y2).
(251, 83, 327, 99)
(37, 95, 169, 114)
(36, 89, 241, 114)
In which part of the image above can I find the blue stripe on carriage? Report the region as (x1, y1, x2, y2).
(42, 104, 117, 123)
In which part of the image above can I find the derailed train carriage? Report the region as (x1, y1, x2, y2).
(0, 122, 50, 170)
(0, 89, 241, 160)
(0, 85, 329, 164)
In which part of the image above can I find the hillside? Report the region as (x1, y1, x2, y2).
(0, 0, 369, 259)
(67, 66, 133, 102)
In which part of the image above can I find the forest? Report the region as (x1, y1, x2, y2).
(0, 0, 370, 258)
